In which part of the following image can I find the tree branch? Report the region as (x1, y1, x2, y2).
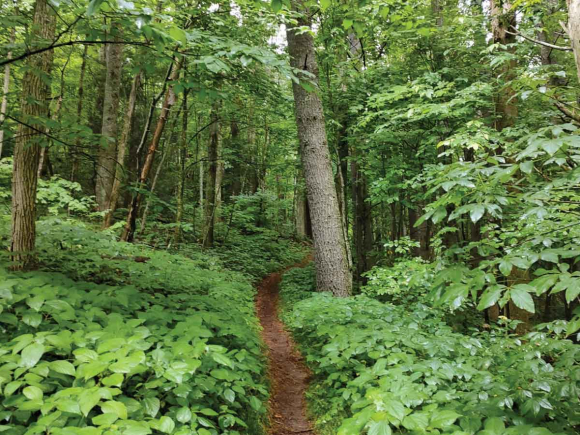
(506, 27, 572, 52)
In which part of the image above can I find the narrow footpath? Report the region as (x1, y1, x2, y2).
(256, 260, 315, 435)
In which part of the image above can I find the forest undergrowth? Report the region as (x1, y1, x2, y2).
(280, 266, 580, 435)
(0, 217, 306, 435)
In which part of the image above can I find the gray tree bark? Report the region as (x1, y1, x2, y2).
(286, 0, 352, 297)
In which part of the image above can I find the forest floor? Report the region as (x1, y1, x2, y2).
(256, 256, 315, 435)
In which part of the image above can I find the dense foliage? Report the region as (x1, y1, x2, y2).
(281, 266, 580, 435)
(2, 0, 580, 433)
(0, 220, 305, 434)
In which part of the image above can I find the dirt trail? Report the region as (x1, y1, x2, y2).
(256, 259, 315, 435)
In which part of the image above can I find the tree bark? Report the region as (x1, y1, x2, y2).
(173, 89, 189, 245)
(286, 0, 352, 296)
(490, 0, 518, 131)
(10, 0, 56, 269)
(96, 27, 124, 211)
(121, 57, 182, 242)
(0, 23, 15, 158)
(71, 44, 88, 182)
(203, 101, 220, 248)
(103, 71, 141, 228)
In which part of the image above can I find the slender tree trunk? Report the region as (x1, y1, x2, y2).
(490, 0, 518, 131)
(38, 52, 70, 179)
(203, 101, 220, 248)
(174, 89, 189, 245)
(103, 71, 141, 228)
(140, 140, 170, 233)
(71, 44, 88, 182)
(10, 0, 56, 269)
(286, 0, 352, 296)
(0, 25, 15, 158)
(121, 57, 182, 242)
(96, 27, 123, 211)
(247, 104, 259, 194)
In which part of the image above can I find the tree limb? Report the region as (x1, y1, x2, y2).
(506, 27, 572, 52)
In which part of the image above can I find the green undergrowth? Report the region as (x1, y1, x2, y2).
(0, 217, 304, 435)
(279, 267, 580, 435)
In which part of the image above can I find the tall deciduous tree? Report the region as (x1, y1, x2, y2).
(286, 0, 352, 297)
(10, 0, 55, 269)
(96, 27, 123, 211)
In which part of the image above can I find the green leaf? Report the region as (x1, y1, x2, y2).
(20, 343, 45, 369)
(271, 0, 282, 12)
(169, 27, 187, 45)
(79, 390, 101, 416)
(520, 161, 534, 174)
(142, 397, 160, 418)
(23, 386, 43, 401)
(102, 373, 124, 387)
(212, 353, 234, 368)
(120, 421, 152, 435)
(430, 410, 461, 429)
(342, 19, 354, 29)
(92, 413, 119, 426)
(499, 260, 512, 277)
(4, 381, 22, 397)
(249, 396, 262, 412)
(510, 285, 535, 313)
(368, 421, 392, 435)
(565, 280, 580, 303)
(431, 207, 447, 224)
(402, 413, 429, 430)
(320, 0, 331, 10)
(157, 416, 175, 434)
(484, 417, 505, 434)
(224, 388, 235, 403)
(477, 286, 503, 310)
(50, 360, 76, 376)
(100, 401, 128, 419)
(176, 407, 192, 423)
(470, 204, 485, 223)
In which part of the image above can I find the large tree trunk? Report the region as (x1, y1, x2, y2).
(203, 101, 220, 248)
(96, 27, 123, 211)
(0, 24, 15, 158)
(70, 44, 88, 182)
(286, 0, 352, 297)
(10, 0, 56, 269)
(103, 71, 141, 228)
(121, 57, 182, 242)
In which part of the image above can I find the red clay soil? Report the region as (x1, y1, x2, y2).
(256, 259, 315, 435)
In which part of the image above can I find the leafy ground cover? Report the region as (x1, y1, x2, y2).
(0, 218, 305, 435)
(280, 267, 580, 435)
